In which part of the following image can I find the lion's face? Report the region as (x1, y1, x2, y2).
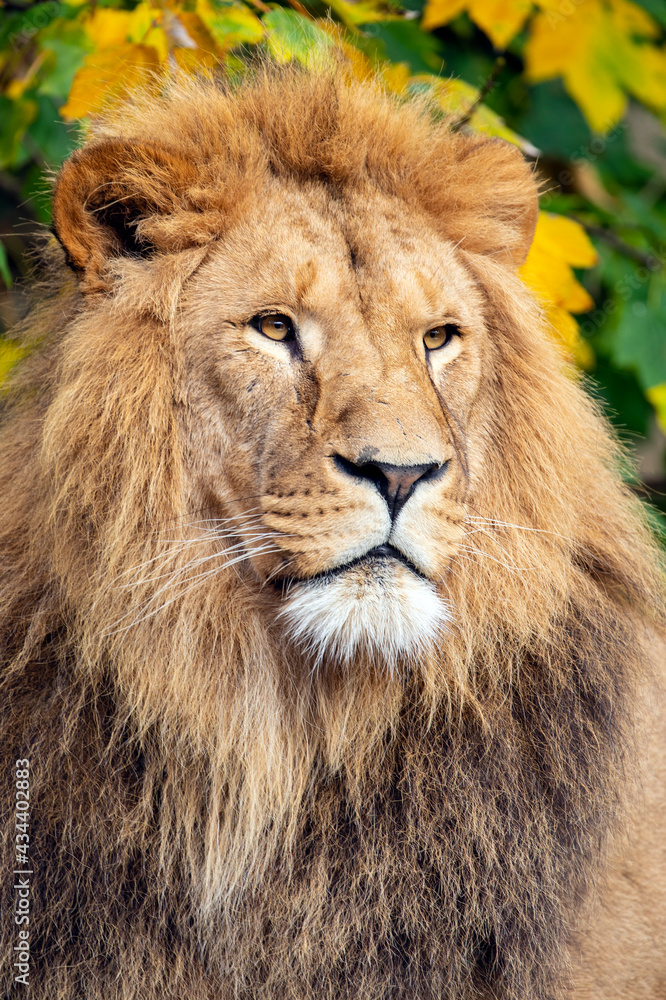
(50, 70, 542, 675)
(180, 180, 488, 664)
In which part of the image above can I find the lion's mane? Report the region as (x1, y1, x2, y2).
(1, 66, 664, 1000)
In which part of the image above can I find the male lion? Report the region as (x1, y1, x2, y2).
(1, 65, 666, 1000)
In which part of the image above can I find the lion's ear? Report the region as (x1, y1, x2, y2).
(52, 138, 197, 289)
(425, 135, 539, 268)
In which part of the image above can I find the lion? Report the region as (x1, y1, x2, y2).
(1, 63, 666, 1000)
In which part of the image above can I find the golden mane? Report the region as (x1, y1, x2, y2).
(1, 65, 664, 1000)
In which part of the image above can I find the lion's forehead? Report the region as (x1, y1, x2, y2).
(187, 181, 483, 341)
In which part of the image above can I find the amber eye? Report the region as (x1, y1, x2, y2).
(423, 324, 459, 351)
(256, 314, 295, 342)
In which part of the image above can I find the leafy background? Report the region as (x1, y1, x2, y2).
(1, 0, 666, 517)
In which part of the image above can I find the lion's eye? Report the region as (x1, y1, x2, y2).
(256, 314, 295, 342)
(423, 324, 459, 351)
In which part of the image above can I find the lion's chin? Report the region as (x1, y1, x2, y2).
(278, 557, 451, 670)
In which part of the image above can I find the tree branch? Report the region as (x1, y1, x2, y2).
(451, 57, 506, 132)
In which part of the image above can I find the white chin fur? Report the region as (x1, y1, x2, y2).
(279, 559, 451, 670)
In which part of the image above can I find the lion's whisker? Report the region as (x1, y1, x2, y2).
(466, 515, 573, 543)
(115, 540, 215, 583)
(156, 495, 283, 529)
(116, 520, 272, 582)
(107, 537, 284, 623)
(158, 517, 266, 540)
(170, 511, 266, 530)
(103, 543, 281, 635)
(461, 525, 517, 561)
(457, 544, 534, 573)
(261, 557, 295, 589)
(122, 534, 287, 589)
(119, 536, 285, 603)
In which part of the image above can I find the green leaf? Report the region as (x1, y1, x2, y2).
(621, 192, 666, 242)
(611, 277, 666, 390)
(632, 0, 666, 30)
(517, 80, 590, 161)
(197, 4, 265, 49)
(0, 96, 37, 170)
(263, 9, 334, 65)
(326, 0, 390, 28)
(38, 29, 93, 101)
(20, 164, 54, 226)
(0, 2, 67, 50)
(356, 19, 443, 74)
(19, 95, 77, 171)
(589, 356, 652, 437)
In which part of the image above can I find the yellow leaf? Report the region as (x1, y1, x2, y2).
(525, 0, 666, 132)
(564, 54, 627, 134)
(522, 247, 593, 313)
(646, 384, 666, 434)
(521, 212, 598, 365)
(85, 8, 134, 47)
(380, 62, 412, 92)
(421, 0, 467, 32)
(127, 3, 163, 42)
(624, 44, 666, 111)
(410, 73, 478, 113)
(525, 2, 598, 81)
(90, 2, 160, 44)
(468, 0, 533, 49)
(141, 23, 169, 64)
(422, 0, 531, 42)
(532, 214, 598, 268)
(327, 0, 390, 27)
(196, 1, 265, 49)
(86, 4, 169, 60)
(413, 74, 534, 150)
(320, 26, 376, 81)
(562, 281, 595, 314)
(608, 0, 659, 38)
(61, 44, 161, 120)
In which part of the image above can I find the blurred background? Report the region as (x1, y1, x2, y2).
(1, 0, 665, 524)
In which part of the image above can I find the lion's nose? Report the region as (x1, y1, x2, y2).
(333, 455, 444, 518)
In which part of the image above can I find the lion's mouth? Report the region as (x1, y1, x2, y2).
(276, 544, 450, 665)
(342, 544, 427, 579)
(275, 543, 428, 591)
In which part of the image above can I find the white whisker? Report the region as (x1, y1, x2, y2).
(103, 542, 280, 636)
(118, 534, 285, 590)
(457, 544, 533, 573)
(461, 525, 516, 561)
(466, 516, 572, 543)
(109, 539, 280, 623)
(261, 557, 295, 589)
(112, 505, 282, 590)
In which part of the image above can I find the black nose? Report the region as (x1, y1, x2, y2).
(333, 455, 443, 518)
